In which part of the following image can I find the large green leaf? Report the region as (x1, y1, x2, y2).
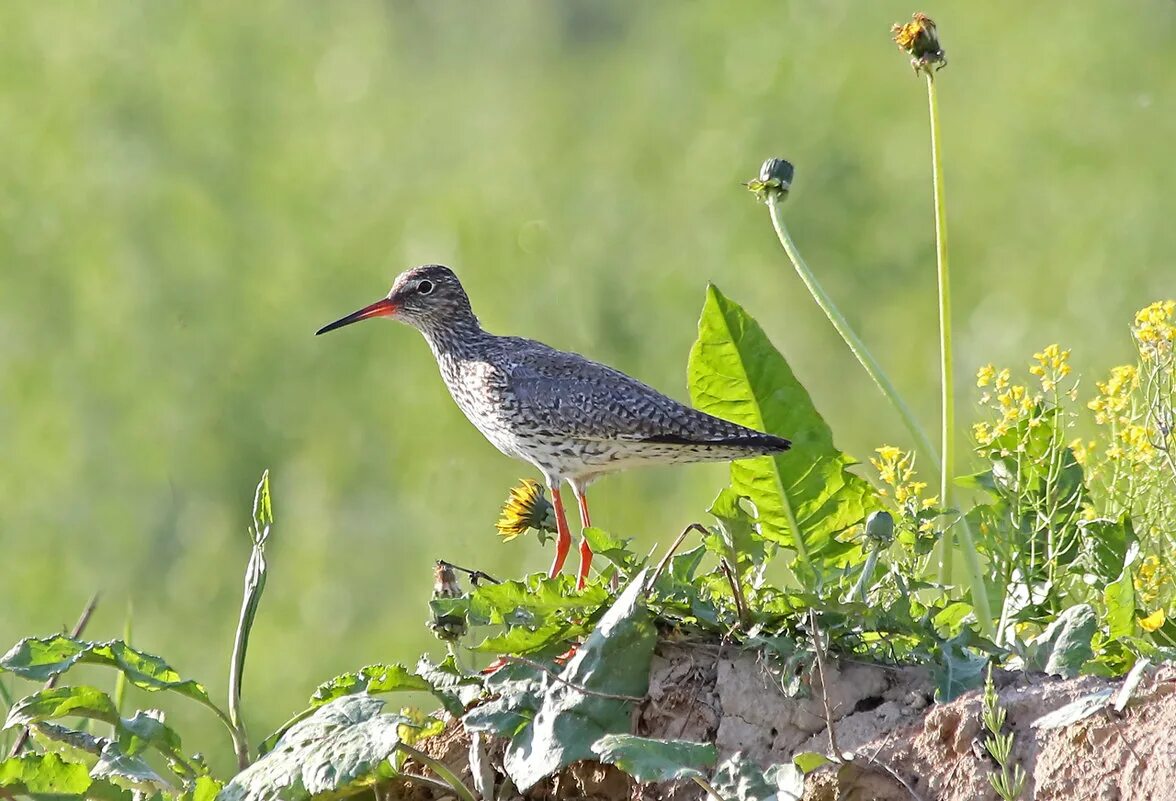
(591, 734, 716, 783)
(502, 571, 656, 792)
(0, 752, 92, 795)
(1023, 604, 1097, 678)
(688, 286, 877, 584)
(219, 695, 404, 801)
(0, 636, 212, 707)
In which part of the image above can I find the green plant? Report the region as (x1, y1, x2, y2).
(981, 667, 1026, 800)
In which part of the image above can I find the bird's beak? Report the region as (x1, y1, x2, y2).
(315, 297, 398, 335)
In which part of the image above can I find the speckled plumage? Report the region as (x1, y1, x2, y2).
(370, 264, 791, 489)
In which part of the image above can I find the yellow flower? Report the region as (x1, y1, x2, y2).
(1069, 438, 1095, 467)
(976, 364, 996, 388)
(1139, 608, 1166, 633)
(1133, 300, 1175, 361)
(973, 422, 991, 443)
(495, 479, 556, 541)
(1090, 365, 1138, 424)
(875, 445, 902, 462)
(995, 368, 1012, 393)
(1135, 555, 1166, 607)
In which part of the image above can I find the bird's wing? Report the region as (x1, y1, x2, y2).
(502, 339, 758, 443)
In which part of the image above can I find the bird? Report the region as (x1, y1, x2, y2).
(316, 264, 791, 589)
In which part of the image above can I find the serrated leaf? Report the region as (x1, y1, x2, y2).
(5, 687, 189, 775)
(582, 527, 638, 571)
(0, 752, 92, 795)
(5, 686, 119, 730)
(219, 695, 404, 801)
(688, 286, 878, 584)
(591, 734, 716, 783)
(471, 623, 588, 656)
(311, 664, 432, 706)
(463, 663, 544, 739)
(503, 571, 656, 792)
(0, 636, 212, 707)
(705, 488, 764, 573)
(1030, 689, 1114, 730)
(467, 576, 609, 628)
(93, 740, 175, 794)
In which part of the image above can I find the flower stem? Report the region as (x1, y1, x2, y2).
(924, 72, 993, 636)
(766, 195, 939, 472)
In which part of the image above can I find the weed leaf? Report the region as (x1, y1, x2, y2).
(219, 695, 404, 801)
(688, 286, 877, 584)
(0, 635, 212, 707)
(591, 734, 716, 783)
(502, 570, 655, 791)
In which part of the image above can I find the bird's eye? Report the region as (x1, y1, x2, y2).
(417, 279, 434, 295)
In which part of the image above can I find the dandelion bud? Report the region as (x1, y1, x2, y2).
(864, 510, 896, 546)
(746, 158, 794, 203)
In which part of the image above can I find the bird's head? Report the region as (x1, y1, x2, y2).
(316, 264, 474, 336)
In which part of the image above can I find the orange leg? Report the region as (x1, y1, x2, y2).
(574, 489, 593, 590)
(548, 486, 574, 579)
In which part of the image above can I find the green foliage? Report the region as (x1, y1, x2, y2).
(982, 668, 1027, 801)
(220, 696, 405, 801)
(591, 735, 716, 783)
(0, 636, 213, 708)
(501, 572, 656, 792)
(689, 285, 878, 585)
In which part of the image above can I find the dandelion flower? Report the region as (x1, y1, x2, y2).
(496, 479, 557, 542)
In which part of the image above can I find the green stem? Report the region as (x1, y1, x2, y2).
(767, 195, 940, 473)
(924, 71, 992, 636)
(926, 72, 955, 582)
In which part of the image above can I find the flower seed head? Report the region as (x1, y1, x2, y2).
(891, 13, 946, 74)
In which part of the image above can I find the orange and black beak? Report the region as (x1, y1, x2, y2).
(315, 297, 397, 335)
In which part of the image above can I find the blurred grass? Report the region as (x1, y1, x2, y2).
(1, 0, 1173, 768)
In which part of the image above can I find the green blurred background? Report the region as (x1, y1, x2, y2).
(2, 1, 1173, 767)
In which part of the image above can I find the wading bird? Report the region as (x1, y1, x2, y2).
(317, 265, 790, 588)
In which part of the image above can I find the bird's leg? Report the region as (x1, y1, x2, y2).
(547, 486, 574, 579)
(573, 490, 593, 590)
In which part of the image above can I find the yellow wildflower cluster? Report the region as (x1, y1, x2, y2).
(1028, 344, 1072, 392)
(973, 362, 1042, 448)
(1086, 365, 1157, 463)
(1134, 555, 1169, 633)
(1132, 300, 1175, 362)
(1088, 365, 1138, 425)
(871, 446, 937, 526)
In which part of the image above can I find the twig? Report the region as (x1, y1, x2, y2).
(400, 772, 458, 795)
(439, 560, 501, 585)
(646, 523, 708, 591)
(9, 593, 99, 758)
(397, 743, 478, 801)
(857, 751, 927, 801)
(807, 608, 843, 761)
(719, 560, 749, 630)
(502, 655, 645, 702)
(691, 776, 727, 801)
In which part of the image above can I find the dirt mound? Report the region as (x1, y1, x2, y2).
(407, 643, 1176, 800)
